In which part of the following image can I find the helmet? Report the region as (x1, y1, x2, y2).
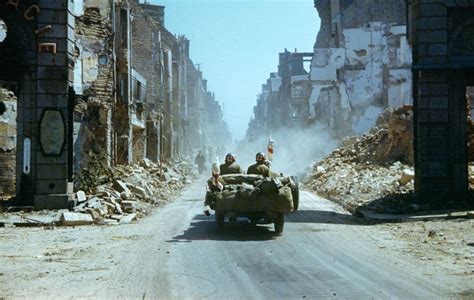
(255, 152, 266, 162)
(225, 153, 235, 162)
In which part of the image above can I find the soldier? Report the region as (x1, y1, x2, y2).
(194, 150, 206, 174)
(247, 152, 270, 177)
(219, 153, 243, 175)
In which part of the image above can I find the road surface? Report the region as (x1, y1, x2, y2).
(0, 177, 470, 299)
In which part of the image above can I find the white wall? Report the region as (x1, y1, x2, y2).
(309, 22, 412, 135)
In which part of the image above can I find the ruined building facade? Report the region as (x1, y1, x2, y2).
(246, 50, 313, 140)
(0, 0, 230, 209)
(246, 0, 412, 140)
(310, 0, 412, 136)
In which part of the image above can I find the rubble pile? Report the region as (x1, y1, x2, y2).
(0, 158, 196, 227)
(339, 106, 414, 165)
(306, 106, 415, 214)
(70, 158, 195, 225)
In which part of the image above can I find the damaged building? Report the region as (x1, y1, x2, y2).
(246, 0, 412, 140)
(0, 0, 229, 209)
(246, 50, 313, 140)
(310, 0, 412, 136)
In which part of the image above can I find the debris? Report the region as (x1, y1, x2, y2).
(0, 159, 194, 227)
(128, 184, 147, 199)
(121, 201, 137, 213)
(76, 190, 87, 203)
(119, 213, 137, 225)
(306, 106, 416, 214)
(60, 212, 94, 226)
(400, 169, 415, 186)
(113, 180, 132, 198)
(447, 212, 469, 219)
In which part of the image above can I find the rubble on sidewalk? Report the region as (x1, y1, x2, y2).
(0, 159, 196, 227)
(306, 106, 416, 214)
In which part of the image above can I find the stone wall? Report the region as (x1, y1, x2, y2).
(408, 0, 474, 204)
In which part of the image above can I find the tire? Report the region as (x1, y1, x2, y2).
(215, 212, 225, 230)
(290, 176, 299, 211)
(274, 212, 284, 234)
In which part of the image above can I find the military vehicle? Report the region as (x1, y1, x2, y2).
(204, 174, 299, 234)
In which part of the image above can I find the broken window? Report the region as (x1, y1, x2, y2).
(0, 19, 6, 43)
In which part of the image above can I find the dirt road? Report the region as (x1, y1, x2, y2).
(1, 178, 472, 299)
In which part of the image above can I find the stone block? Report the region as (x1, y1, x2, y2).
(417, 30, 447, 43)
(38, 0, 68, 9)
(36, 152, 68, 165)
(37, 9, 68, 24)
(418, 3, 447, 16)
(428, 43, 448, 56)
(417, 17, 447, 30)
(37, 79, 69, 94)
(119, 213, 137, 225)
(102, 202, 115, 214)
(113, 179, 132, 197)
(34, 193, 75, 210)
(429, 96, 448, 109)
(87, 197, 102, 209)
(37, 94, 68, 108)
(121, 200, 137, 213)
(76, 190, 87, 203)
(115, 203, 123, 214)
(127, 184, 147, 199)
(37, 164, 67, 180)
(419, 161, 449, 177)
(38, 66, 68, 81)
(418, 110, 449, 123)
(36, 179, 68, 195)
(60, 212, 93, 226)
(400, 169, 415, 186)
(85, 208, 101, 221)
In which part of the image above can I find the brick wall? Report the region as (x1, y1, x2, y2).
(74, 6, 114, 168)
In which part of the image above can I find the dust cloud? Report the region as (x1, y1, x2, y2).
(225, 126, 337, 177)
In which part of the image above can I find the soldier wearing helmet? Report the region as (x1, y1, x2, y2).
(247, 152, 270, 177)
(219, 153, 243, 175)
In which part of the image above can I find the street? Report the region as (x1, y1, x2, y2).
(1, 177, 471, 299)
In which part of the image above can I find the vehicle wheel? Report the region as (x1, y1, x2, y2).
(290, 176, 299, 211)
(215, 212, 224, 230)
(274, 212, 284, 234)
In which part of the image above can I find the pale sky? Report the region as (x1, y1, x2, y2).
(149, 0, 320, 140)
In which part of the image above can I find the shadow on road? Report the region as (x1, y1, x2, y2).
(168, 209, 368, 242)
(286, 210, 366, 225)
(168, 216, 279, 242)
